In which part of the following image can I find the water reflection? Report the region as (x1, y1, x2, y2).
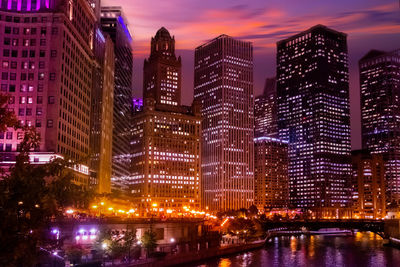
(218, 258, 231, 267)
(192, 232, 400, 267)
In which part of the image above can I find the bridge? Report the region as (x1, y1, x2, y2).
(261, 220, 386, 238)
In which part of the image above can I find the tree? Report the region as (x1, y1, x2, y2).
(227, 218, 256, 242)
(95, 226, 139, 264)
(0, 125, 93, 266)
(141, 229, 157, 258)
(248, 205, 259, 217)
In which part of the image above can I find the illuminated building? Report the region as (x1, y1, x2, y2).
(255, 77, 278, 138)
(100, 7, 133, 188)
(359, 49, 400, 204)
(194, 35, 254, 211)
(90, 26, 114, 193)
(130, 29, 201, 215)
(351, 150, 385, 219)
(0, 0, 96, 185)
(254, 137, 288, 210)
(143, 27, 181, 106)
(277, 25, 352, 212)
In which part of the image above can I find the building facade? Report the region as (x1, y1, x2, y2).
(359, 50, 400, 204)
(194, 35, 254, 211)
(130, 99, 201, 215)
(276, 25, 351, 213)
(351, 150, 386, 219)
(130, 28, 201, 215)
(100, 7, 133, 187)
(0, 0, 96, 185)
(254, 136, 288, 210)
(254, 77, 278, 138)
(90, 26, 114, 193)
(143, 27, 181, 107)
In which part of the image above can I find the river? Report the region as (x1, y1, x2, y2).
(190, 232, 400, 267)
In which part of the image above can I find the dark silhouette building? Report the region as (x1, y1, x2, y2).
(359, 49, 400, 204)
(254, 136, 289, 210)
(143, 27, 181, 106)
(194, 35, 254, 211)
(255, 77, 278, 138)
(277, 25, 351, 215)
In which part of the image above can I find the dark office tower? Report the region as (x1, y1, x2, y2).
(277, 25, 351, 214)
(351, 150, 386, 219)
(90, 28, 115, 193)
(143, 27, 181, 106)
(194, 35, 254, 211)
(100, 7, 133, 184)
(359, 49, 400, 203)
(255, 77, 278, 138)
(254, 137, 289, 210)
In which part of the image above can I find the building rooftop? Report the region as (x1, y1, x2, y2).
(277, 24, 347, 46)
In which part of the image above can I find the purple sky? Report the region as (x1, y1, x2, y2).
(103, 0, 400, 149)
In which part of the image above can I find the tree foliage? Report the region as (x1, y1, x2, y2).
(141, 229, 158, 257)
(95, 226, 139, 263)
(0, 98, 93, 266)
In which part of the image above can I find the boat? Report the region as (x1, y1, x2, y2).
(309, 228, 353, 236)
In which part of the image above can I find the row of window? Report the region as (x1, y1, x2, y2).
(2, 72, 56, 81)
(6, 96, 54, 104)
(4, 26, 57, 36)
(3, 38, 48, 46)
(0, 15, 60, 24)
(2, 60, 51, 69)
(2, 49, 54, 58)
(1, 83, 44, 92)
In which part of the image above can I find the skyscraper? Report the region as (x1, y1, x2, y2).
(100, 7, 133, 186)
(0, 0, 96, 185)
(277, 25, 351, 214)
(255, 77, 278, 138)
(194, 35, 254, 211)
(90, 27, 114, 193)
(143, 27, 181, 106)
(254, 136, 288, 210)
(131, 28, 201, 215)
(359, 49, 400, 204)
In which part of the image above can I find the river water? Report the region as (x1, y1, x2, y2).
(191, 232, 400, 267)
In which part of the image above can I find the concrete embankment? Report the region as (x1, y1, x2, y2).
(126, 241, 265, 267)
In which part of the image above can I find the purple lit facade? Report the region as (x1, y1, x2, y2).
(0, 0, 96, 185)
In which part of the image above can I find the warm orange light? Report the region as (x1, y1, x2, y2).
(166, 209, 173, 214)
(221, 218, 229, 227)
(100, 202, 105, 206)
(92, 205, 98, 209)
(152, 203, 158, 207)
(108, 207, 113, 211)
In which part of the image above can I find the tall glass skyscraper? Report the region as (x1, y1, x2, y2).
(100, 7, 133, 186)
(194, 35, 254, 211)
(359, 49, 400, 204)
(277, 25, 351, 214)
